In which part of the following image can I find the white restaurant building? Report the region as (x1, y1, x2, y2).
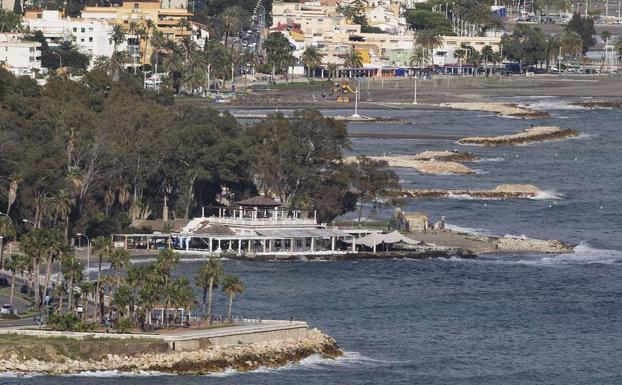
(113, 196, 358, 257)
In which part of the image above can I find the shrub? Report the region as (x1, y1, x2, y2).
(75, 320, 99, 332)
(48, 313, 80, 331)
(114, 317, 133, 333)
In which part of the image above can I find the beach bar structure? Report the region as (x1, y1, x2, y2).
(113, 196, 356, 257)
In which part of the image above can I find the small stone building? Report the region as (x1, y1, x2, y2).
(403, 212, 429, 232)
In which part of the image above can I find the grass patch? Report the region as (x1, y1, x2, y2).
(0, 334, 170, 361)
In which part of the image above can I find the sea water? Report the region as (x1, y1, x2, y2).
(6, 97, 622, 384)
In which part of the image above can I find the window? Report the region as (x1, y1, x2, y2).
(80, 38, 85, 42)
(81, 27, 85, 33)
(73, 27, 77, 32)
(89, 37, 93, 42)
(134, 2, 139, 8)
(89, 27, 93, 31)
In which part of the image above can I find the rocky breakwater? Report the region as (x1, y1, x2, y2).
(571, 100, 622, 109)
(407, 184, 542, 199)
(412, 150, 479, 162)
(458, 126, 579, 146)
(346, 151, 476, 175)
(0, 329, 342, 375)
(438, 102, 550, 118)
(493, 236, 573, 253)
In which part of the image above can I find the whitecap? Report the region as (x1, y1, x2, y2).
(473, 157, 504, 163)
(515, 243, 622, 266)
(444, 223, 495, 236)
(529, 190, 564, 200)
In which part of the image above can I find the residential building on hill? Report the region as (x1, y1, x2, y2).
(0, 33, 41, 76)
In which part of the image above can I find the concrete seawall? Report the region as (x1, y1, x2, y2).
(0, 320, 310, 351)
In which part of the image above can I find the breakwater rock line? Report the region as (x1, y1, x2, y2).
(458, 126, 579, 146)
(411, 150, 479, 162)
(407, 184, 541, 199)
(438, 102, 551, 118)
(345, 155, 475, 175)
(571, 100, 622, 109)
(0, 329, 341, 375)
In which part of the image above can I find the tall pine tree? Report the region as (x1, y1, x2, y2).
(13, 0, 22, 16)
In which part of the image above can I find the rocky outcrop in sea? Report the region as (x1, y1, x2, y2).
(458, 126, 579, 146)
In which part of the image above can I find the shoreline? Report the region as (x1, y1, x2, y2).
(0, 324, 341, 376)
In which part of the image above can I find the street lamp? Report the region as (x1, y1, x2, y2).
(76, 233, 91, 282)
(352, 83, 360, 118)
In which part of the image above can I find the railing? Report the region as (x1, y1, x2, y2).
(206, 217, 317, 226)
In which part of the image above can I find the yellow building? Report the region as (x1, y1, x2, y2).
(81, 0, 193, 64)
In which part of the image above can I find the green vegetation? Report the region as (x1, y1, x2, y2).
(0, 334, 169, 361)
(264, 32, 295, 76)
(565, 13, 596, 55)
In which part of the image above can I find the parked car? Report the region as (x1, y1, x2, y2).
(0, 277, 8, 287)
(0, 304, 14, 315)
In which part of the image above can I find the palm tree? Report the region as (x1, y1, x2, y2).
(92, 236, 112, 321)
(80, 281, 96, 320)
(139, 282, 160, 327)
(155, 248, 179, 285)
(301, 46, 324, 79)
(163, 42, 185, 94)
(53, 283, 67, 314)
(61, 254, 83, 313)
(561, 31, 583, 65)
(50, 190, 74, 244)
(111, 24, 126, 53)
(222, 275, 244, 322)
(20, 229, 45, 306)
(481, 45, 495, 76)
(343, 46, 363, 69)
(112, 285, 133, 318)
(150, 28, 166, 77)
(109, 248, 130, 292)
(219, 6, 249, 47)
(0, 215, 15, 269)
(171, 277, 194, 318)
(183, 50, 208, 95)
(327, 62, 337, 79)
(195, 257, 224, 323)
(453, 48, 466, 75)
(545, 35, 561, 71)
(415, 30, 443, 68)
(5, 254, 27, 305)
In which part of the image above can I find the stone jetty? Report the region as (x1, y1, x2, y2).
(439, 102, 550, 118)
(407, 184, 542, 199)
(458, 126, 579, 146)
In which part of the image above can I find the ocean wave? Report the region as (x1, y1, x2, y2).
(518, 100, 588, 111)
(513, 243, 622, 266)
(206, 351, 394, 377)
(445, 223, 495, 236)
(473, 157, 504, 163)
(529, 190, 564, 200)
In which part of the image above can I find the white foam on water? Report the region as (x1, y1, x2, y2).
(445, 223, 495, 236)
(473, 157, 504, 163)
(490, 243, 622, 266)
(63, 370, 173, 377)
(519, 100, 587, 111)
(208, 367, 239, 377)
(529, 190, 564, 200)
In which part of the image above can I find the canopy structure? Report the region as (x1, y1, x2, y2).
(349, 230, 420, 250)
(255, 228, 350, 238)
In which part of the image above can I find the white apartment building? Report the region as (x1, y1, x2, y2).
(24, 10, 115, 65)
(0, 33, 42, 76)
